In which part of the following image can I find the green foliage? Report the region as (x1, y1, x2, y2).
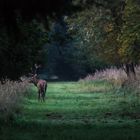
(65, 6, 109, 74)
(118, 0, 140, 63)
(45, 19, 78, 79)
(22, 0, 139, 79)
(0, 16, 48, 80)
(67, 0, 140, 70)
(0, 0, 73, 80)
(0, 0, 139, 79)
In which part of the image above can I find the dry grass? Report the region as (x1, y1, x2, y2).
(0, 79, 29, 121)
(80, 66, 140, 94)
(83, 68, 127, 86)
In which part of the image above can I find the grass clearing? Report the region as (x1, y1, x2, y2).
(0, 81, 140, 140)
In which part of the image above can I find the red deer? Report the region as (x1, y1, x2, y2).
(30, 74, 47, 102)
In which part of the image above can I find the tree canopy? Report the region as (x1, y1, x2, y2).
(0, 0, 139, 80)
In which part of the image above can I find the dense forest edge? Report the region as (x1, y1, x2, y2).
(0, 0, 139, 80)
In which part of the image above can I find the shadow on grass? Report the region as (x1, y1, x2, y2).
(1, 119, 140, 140)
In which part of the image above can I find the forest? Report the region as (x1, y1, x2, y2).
(0, 0, 140, 140)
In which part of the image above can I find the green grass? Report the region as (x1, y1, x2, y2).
(0, 81, 140, 140)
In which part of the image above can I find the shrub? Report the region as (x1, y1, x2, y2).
(0, 79, 29, 122)
(80, 66, 140, 95)
(80, 67, 127, 86)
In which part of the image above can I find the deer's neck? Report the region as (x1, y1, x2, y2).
(33, 78, 39, 86)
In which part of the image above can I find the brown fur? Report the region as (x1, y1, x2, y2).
(31, 75, 47, 101)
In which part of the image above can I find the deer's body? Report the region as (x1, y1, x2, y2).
(32, 75, 47, 102)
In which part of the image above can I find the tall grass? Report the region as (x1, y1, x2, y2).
(80, 66, 140, 95)
(81, 68, 127, 85)
(1, 81, 140, 140)
(0, 79, 29, 122)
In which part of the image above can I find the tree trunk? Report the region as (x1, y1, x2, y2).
(124, 63, 136, 80)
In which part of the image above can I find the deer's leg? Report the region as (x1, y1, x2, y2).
(40, 94, 43, 102)
(42, 92, 45, 102)
(44, 85, 47, 100)
(38, 91, 41, 101)
(45, 85, 47, 93)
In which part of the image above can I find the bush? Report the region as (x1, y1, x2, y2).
(0, 79, 29, 122)
(80, 66, 140, 95)
(80, 67, 127, 86)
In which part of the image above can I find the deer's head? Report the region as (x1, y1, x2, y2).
(28, 74, 39, 86)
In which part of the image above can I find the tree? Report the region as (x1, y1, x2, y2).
(118, 0, 140, 78)
(65, 4, 113, 74)
(0, 0, 73, 80)
(67, 0, 140, 79)
(45, 17, 79, 80)
(0, 17, 47, 80)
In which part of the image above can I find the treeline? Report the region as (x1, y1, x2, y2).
(0, 0, 140, 80)
(0, 0, 73, 80)
(46, 0, 140, 80)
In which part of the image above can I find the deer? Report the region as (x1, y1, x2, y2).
(30, 74, 47, 102)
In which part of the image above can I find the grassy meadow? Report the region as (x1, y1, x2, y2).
(0, 81, 140, 140)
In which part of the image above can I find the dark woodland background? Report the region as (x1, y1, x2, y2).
(0, 0, 139, 80)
